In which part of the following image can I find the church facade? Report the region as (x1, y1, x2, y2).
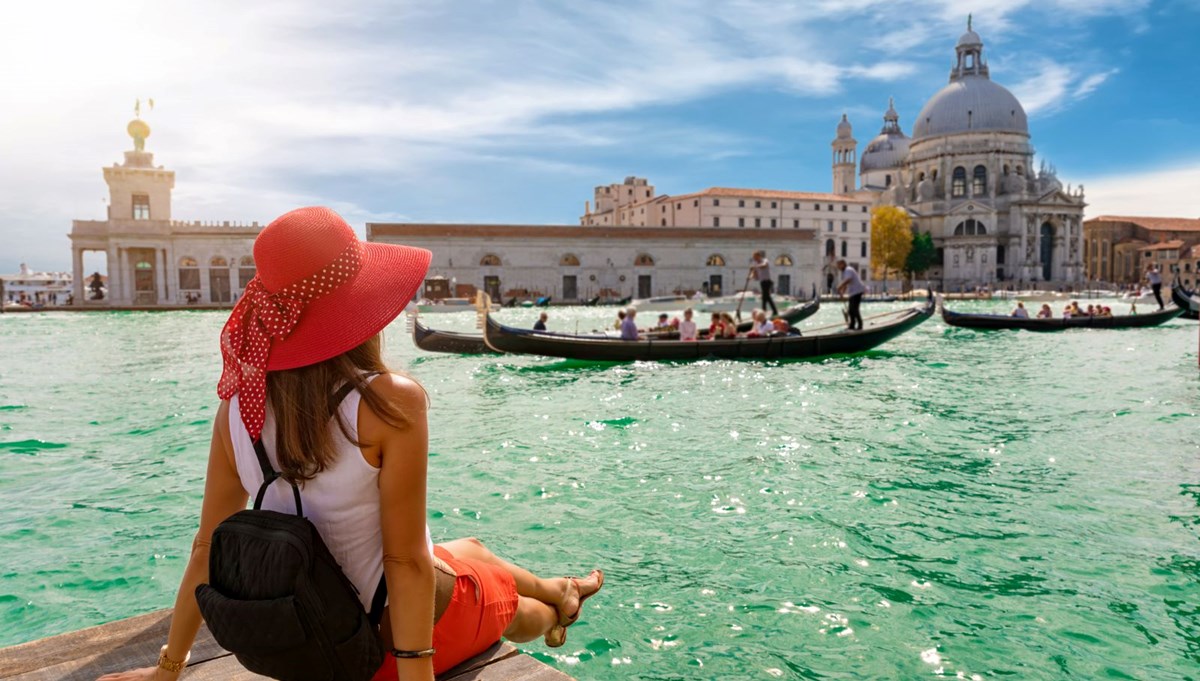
(843, 22, 1087, 289)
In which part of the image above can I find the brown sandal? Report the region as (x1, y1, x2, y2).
(559, 570, 604, 627)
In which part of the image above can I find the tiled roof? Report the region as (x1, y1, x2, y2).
(1087, 215, 1200, 232)
(1138, 240, 1185, 251)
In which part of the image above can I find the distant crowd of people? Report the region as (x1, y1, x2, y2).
(610, 307, 800, 341)
(1011, 301, 1122, 319)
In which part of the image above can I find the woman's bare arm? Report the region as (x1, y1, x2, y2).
(97, 401, 249, 680)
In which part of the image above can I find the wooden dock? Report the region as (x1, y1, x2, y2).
(0, 609, 573, 680)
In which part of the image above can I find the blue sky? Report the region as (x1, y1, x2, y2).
(2, 0, 1199, 274)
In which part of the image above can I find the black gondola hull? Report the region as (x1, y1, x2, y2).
(941, 304, 1183, 330)
(412, 318, 497, 354)
(482, 302, 933, 362)
(1171, 286, 1199, 320)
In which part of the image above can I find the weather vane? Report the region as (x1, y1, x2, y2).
(134, 97, 155, 119)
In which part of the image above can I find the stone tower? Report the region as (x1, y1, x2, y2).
(102, 113, 175, 222)
(832, 114, 857, 195)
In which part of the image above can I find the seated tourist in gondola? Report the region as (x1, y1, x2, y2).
(620, 308, 639, 340)
(1012, 302, 1029, 318)
(772, 317, 801, 336)
(1036, 304, 1053, 319)
(719, 312, 738, 339)
(707, 312, 723, 339)
(614, 309, 626, 330)
(1062, 305, 1073, 319)
(679, 308, 698, 341)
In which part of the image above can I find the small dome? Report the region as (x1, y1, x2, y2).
(861, 133, 910, 172)
(957, 28, 982, 47)
(836, 113, 853, 138)
(912, 77, 1028, 139)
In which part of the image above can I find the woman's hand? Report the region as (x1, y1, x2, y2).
(95, 665, 179, 681)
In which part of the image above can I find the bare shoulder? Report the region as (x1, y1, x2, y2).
(368, 373, 428, 411)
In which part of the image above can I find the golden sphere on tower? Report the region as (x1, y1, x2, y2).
(127, 118, 151, 141)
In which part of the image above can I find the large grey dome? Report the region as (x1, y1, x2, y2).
(912, 76, 1028, 139)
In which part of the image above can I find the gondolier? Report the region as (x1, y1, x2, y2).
(750, 251, 779, 317)
(836, 259, 865, 330)
(1145, 265, 1164, 310)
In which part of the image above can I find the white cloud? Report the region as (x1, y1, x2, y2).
(1073, 69, 1119, 98)
(1078, 164, 1200, 218)
(1011, 62, 1118, 115)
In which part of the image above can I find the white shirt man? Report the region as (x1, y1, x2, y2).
(679, 310, 698, 341)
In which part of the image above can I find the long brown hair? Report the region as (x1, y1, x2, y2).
(265, 334, 413, 482)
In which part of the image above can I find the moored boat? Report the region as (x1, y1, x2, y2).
(941, 302, 1183, 330)
(410, 315, 496, 354)
(1171, 285, 1199, 320)
(480, 300, 933, 362)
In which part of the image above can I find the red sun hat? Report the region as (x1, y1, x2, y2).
(217, 206, 431, 439)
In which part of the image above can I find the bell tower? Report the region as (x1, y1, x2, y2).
(832, 114, 857, 195)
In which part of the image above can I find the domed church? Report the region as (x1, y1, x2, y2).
(838, 20, 1086, 288)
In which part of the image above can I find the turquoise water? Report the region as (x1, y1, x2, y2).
(1, 303, 1198, 679)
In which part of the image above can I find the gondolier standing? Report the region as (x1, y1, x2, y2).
(750, 251, 778, 317)
(1145, 264, 1164, 310)
(836, 259, 865, 330)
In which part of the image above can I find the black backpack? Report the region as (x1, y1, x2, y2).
(196, 386, 388, 681)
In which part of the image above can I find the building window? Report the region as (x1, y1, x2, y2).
(793, 219, 799, 228)
(676, 203, 681, 210)
(480, 254, 502, 266)
(793, 203, 799, 210)
(713, 199, 720, 206)
(755, 201, 761, 208)
(952, 166, 967, 197)
(952, 219, 986, 236)
(860, 242, 867, 258)
(828, 204, 834, 211)
(841, 241, 847, 257)
(738, 217, 745, 227)
(238, 256, 256, 289)
(560, 253, 580, 266)
(862, 206, 868, 213)
(973, 165, 987, 196)
(775, 254, 793, 266)
(739, 199, 745, 207)
(861, 222, 867, 232)
(634, 253, 655, 267)
(754, 218, 761, 228)
(132, 194, 150, 220)
(209, 256, 231, 303)
(693, 200, 699, 207)
(178, 256, 200, 291)
(814, 203, 820, 210)
(771, 202, 777, 209)
(841, 221, 847, 232)
(713, 217, 720, 227)
(885, 174, 892, 187)
(841, 205, 848, 212)
(826, 239, 835, 258)
(827, 220, 834, 231)
(707, 254, 726, 267)
(770, 218, 777, 228)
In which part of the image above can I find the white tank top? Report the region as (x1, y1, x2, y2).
(229, 375, 433, 611)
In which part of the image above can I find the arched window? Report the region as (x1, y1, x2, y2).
(774, 254, 793, 266)
(634, 253, 655, 267)
(706, 254, 726, 267)
(238, 256, 256, 289)
(972, 165, 987, 196)
(178, 257, 200, 291)
(480, 254, 501, 267)
(951, 166, 967, 197)
(209, 257, 231, 303)
(953, 219, 987, 236)
(825, 239, 835, 258)
(210, 256, 228, 267)
(559, 254, 580, 266)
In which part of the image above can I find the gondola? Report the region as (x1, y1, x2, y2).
(480, 300, 933, 362)
(410, 315, 497, 355)
(647, 298, 822, 339)
(1171, 285, 1199, 320)
(941, 302, 1183, 330)
(410, 298, 822, 355)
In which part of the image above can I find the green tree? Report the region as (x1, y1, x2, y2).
(870, 205, 913, 291)
(904, 231, 937, 282)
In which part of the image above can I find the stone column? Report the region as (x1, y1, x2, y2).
(155, 248, 167, 304)
(72, 248, 84, 304)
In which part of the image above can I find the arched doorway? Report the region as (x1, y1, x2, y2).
(1040, 222, 1055, 282)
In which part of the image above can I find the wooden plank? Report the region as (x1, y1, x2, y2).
(0, 610, 574, 680)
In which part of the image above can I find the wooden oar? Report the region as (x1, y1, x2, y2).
(734, 268, 754, 322)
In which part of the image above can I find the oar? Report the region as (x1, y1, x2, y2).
(734, 268, 754, 323)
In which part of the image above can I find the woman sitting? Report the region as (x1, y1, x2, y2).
(1036, 304, 1053, 319)
(98, 208, 602, 681)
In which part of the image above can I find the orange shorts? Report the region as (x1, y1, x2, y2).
(372, 545, 519, 679)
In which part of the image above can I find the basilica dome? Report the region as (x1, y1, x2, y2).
(911, 24, 1029, 140)
(861, 98, 910, 172)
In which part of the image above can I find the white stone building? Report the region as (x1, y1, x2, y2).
(846, 21, 1087, 289)
(68, 117, 261, 306)
(366, 223, 820, 302)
